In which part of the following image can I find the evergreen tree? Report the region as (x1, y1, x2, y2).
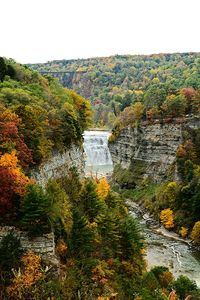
(0, 57, 7, 82)
(69, 209, 94, 258)
(20, 184, 51, 236)
(80, 178, 106, 221)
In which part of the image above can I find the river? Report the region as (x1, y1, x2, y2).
(83, 130, 200, 286)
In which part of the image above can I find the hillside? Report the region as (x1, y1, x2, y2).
(1, 57, 200, 299)
(30, 52, 200, 126)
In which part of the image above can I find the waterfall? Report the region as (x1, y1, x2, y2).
(83, 130, 113, 176)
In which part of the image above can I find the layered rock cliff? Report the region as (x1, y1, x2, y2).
(109, 117, 200, 184)
(0, 227, 55, 255)
(31, 144, 84, 187)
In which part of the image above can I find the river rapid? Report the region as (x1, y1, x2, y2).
(128, 201, 200, 286)
(83, 130, 200, 286)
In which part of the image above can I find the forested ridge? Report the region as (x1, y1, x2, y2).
(30, 52, 200, 127)
(0, 57, 200, 299)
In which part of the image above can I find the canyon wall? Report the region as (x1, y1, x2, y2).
(109, 117, 200, 183)
(31, 144, 84, 187)
(0, 226, 55, 255)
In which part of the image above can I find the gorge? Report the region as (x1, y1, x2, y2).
(83, 129, 200, 287)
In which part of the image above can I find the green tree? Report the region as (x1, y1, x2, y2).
(69, 209, 95, 258)
(173, 275, 198, 300)
(0, 57, 7, 82)
(46, 180, 73, 234)
(80, 179, 106, 222)
(20, 184, 51, 236)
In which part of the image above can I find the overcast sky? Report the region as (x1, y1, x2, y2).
(1, 0, 199, 64)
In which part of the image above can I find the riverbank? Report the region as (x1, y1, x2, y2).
(127, 199, 200, 286)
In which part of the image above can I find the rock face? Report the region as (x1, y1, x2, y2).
(0, 226, 55, 255)
(31, 144, 84, 187)
(109, 118, 200, 183)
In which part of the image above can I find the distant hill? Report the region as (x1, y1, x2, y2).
(29, 52, 200, 127)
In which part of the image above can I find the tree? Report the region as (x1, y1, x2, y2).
(0, 105, 33, 167)
(179, 227, 188, 238)
(20, 184, 52, 235)
(160, 208, 174, 229)
(120, 215, 144, 261)
(173, 275, 198, 300)
(0, 231, 23, 272)
(7, 251, 43, 298)
(80, 179, 106, 222)
(0, 151, 31, 216)
(96, 177, 110, 200)
(46, 180, 73, 234)
(0, 57, 7, 81)
(161, 94, 187, 117)
(69, 209, 95, 258)
(191, 221, 200, 244)
(118, 102, 144, 129)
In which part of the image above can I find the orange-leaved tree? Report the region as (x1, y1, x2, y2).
(7, 250, 43, 298)
(0, 105, 33, 167)
(0, 151, 31, 214)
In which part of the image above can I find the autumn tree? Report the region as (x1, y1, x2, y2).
(181, 87, 198, 114)
(7, 251, 43, 298)
(96, 177, 110, 199)
(179, 227, 188, 238)
(191, 221, 200, 244)
(161, 94, 187, 117)
(160, 208, 174, 229)
(146, 105, 161, 120)
(0, 105, 33, 167)
(0, 151, 31, 216)
(118, 102, 144, 128)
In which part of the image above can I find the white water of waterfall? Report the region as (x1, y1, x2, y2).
(83, 131, 113, 177)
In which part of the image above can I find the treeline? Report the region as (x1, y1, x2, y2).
(30, 52, 200, 127)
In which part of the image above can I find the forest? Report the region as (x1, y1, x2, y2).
(30, 52, 200, 127)
(0, 56, 200, 299)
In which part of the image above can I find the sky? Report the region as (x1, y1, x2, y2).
(1, 0, 199, 64)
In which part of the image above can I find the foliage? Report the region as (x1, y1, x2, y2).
(96, 177, 110, 199)
(172, 275, 199, 300)
(30, 52, 200, 127)
(0, 151, 31, 218)
(0, 59, 92, 162)
(46, 180, 73, 234)
(7, 251, 43, 299)
(0, 231, 23, 272)
(179, 227, 188, 238)
(160, 208, 174, 229)
(191, 221, 200, 244)
(0, 105, 33, 167)
(20, 184, 52, 235)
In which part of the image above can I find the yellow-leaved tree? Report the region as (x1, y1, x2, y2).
(96, 177, 110, 200)
(191, 221, 200, 244)
(179, 227, 188, 238)
(160, 208, 174, 229)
